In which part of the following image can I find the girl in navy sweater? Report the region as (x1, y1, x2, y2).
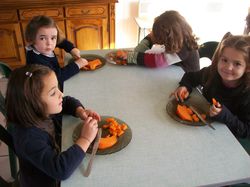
(25, 15, 88, 91)
(5, 64, 100, 187)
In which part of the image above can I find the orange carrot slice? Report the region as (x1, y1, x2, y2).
(176, 104, 193, 122)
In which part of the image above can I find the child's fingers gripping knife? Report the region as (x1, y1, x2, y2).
(75, 58, 88, 69)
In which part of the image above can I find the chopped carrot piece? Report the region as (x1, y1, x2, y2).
(201, 114, 206, 120)
(192, 114, 199, 122)
(176, 104, 193, 122)
(186, 107, 193, 115)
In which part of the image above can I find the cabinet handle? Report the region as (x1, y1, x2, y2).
(81, 9, 90, 15)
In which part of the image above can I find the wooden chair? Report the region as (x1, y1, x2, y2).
(0, 92, 19, 187)
(0, 122, 19, 187)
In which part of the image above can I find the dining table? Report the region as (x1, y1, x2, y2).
(61, 49, 250, 187)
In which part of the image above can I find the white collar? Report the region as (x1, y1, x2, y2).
(26, 45, 55, 58)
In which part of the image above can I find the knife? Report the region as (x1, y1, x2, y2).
(83, 128, 102, 177)
(189, 105, 216, 130)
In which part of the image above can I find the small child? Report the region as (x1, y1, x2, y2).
(25, 15, 88, 91)
(172, 32, 250, 138)
(121, 10, 200, 72)
(5, 64, 101, 187)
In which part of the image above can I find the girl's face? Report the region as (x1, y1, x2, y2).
(33, 27, 58, 56)
(218, 47, 247, 87)
(41, 72, 63, 116)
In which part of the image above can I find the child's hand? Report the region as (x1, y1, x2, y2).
(116, 50, 128, 60)
(76, 107, 101, 122)
(209, 104, 222, 117)
(84, 109, 101, 122)
(76, 117, 98, 152)
(75, 58, 88, 69)
(170, 86, 189, 102)
(80, 117, 98, 143)
(209, 98, 222, 117)
(70, 48, 81, 59)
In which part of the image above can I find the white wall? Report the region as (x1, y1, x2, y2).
(115, 0, 250, 48)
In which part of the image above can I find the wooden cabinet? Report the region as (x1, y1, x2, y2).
(0, 10, 26, 69)
(65, 5, 109, 50)
(0, 0, 117, 69)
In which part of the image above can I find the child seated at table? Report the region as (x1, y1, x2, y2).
(5, 64, 101, 187)
(118, 10, 200, 72)
(25, 15, 88, 91)
(171, 32, 250, 139)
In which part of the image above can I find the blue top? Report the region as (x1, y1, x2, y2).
(26, 39, 80, 91)
(11, 96, 85, 187)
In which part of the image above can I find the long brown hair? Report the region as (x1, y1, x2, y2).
(6, 64, 54, 127)
(152, 10, 199, 53)
(204, 32, 250, 91)
(25, 15, 65, 45)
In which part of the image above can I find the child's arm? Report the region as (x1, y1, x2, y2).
(70, 48, 81, 59)
(179, 67, 210, 92)
(56, 39, 75, 53)
(211, 104, 250, 138)
(74, 58, 88, 69)
(170, 86, 189, 102)
(57, 40, 88, 70)
(62, 96, 101, 122)
(134, 34, 153, 52)
(75, 106, 101, 122)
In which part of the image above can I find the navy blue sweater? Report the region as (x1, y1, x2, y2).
(26, 39, 80, 91)
(11, 96, 85, 187)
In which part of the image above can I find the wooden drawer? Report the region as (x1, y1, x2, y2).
(0, 10, 18, 22)
(19, 7, 64, 20)
(65, 5, 107, 18)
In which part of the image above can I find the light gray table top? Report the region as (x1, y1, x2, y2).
(61, 50, 250, 187)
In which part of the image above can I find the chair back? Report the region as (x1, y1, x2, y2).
(0, 123, 18, 180)
(0, 91, 6, 117)
(0, 91, 18, 180)
(198, 41, 219, 60)
(0, 62, 12, 78)
(138, 0, 152, 19)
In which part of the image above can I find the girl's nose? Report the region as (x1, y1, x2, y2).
(225, 62, 233, 70)
(59, 89, 64, 98)
(46, 39, 52, 45)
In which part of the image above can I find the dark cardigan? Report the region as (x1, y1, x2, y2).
(11, 96, 85, 187)
(26, 39, 80, 91)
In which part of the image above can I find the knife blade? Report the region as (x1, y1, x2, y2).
(189, 105, 216, 130)
(83, 128, 102, 177)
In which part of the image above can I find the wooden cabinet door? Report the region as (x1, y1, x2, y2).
(66, 18, 109, 50)
(0, 23, 26, 69)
